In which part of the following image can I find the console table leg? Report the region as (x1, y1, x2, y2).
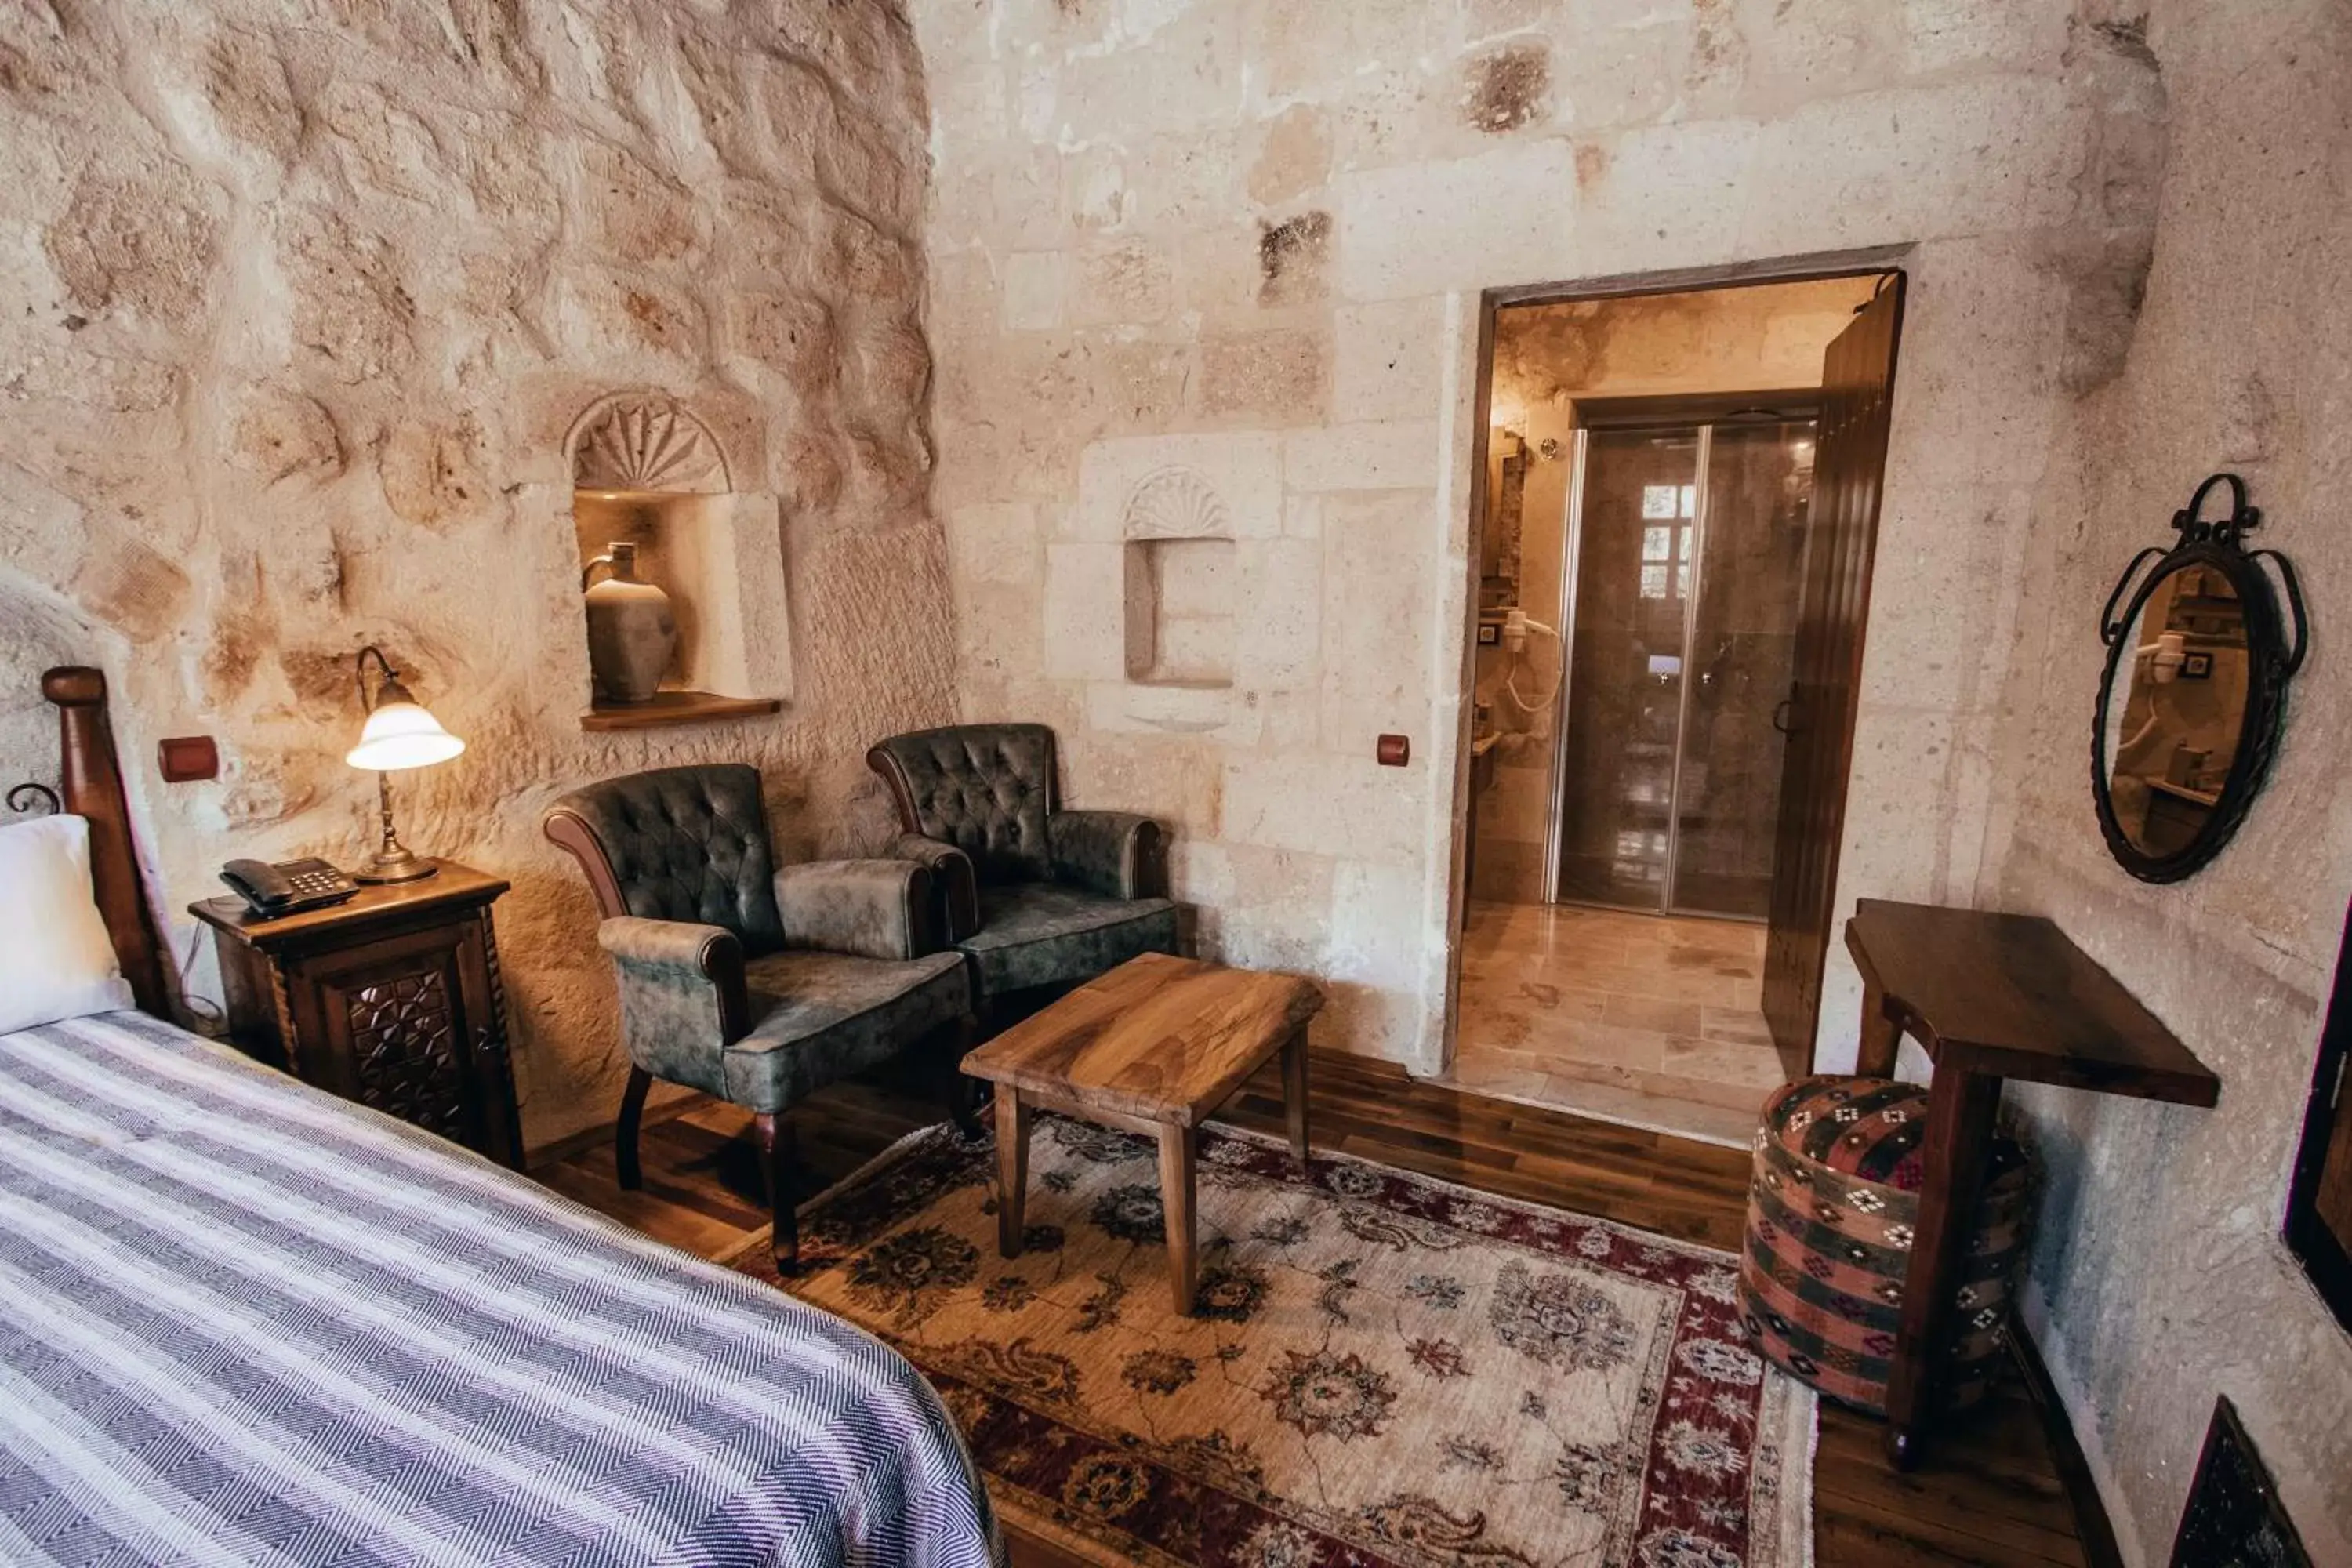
(1857, 980, 1902, 1079)
(1883, 1068, 2002, 1468)
(995, 1089, 1031, 1258)
(1157, 1122, 1198, 1316)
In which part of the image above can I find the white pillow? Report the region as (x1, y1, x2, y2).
(0, 814, 137, 1034)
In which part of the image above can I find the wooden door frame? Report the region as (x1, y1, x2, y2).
(1441, 245, 1913, 1080)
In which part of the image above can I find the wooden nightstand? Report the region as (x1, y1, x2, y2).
(191, 861, 524, 1170)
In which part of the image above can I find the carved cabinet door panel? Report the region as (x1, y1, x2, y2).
(281, 920, 524, 1170)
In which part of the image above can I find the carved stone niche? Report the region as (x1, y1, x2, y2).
(563, 393, 793, 730)
(1122, 467, 1236, 688)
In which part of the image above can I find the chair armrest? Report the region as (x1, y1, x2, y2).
(775, 858, 939, 961)
(597, 916, 750, 1057)
(1050, 810, 1167, 900)
(891, 833, 979, 942)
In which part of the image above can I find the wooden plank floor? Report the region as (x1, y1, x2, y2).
(539, 1049, 2114, 1568)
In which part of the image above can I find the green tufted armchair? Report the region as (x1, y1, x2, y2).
(866, 724, 1179, 1029)
(544, 764, 976, 1271)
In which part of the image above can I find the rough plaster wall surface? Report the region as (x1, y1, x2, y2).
(910, 0, 2164, 1074)
(0, 1, 957, 1148)
(1988, 3, 2352, 1559)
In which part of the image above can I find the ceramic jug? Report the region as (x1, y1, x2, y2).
(582, 542, 676, 704)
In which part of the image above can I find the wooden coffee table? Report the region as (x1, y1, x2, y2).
(960, 953, 1323, 1315)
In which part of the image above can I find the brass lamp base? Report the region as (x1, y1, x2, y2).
(355, 845, 437, 884)
(355, 770, 439, 884)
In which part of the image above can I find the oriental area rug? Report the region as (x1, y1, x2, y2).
(727, 1116, 1814, 1568)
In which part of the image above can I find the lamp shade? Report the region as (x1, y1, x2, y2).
(345, 699, 465, 771)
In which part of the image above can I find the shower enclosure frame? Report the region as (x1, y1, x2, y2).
(1540, 391, 1820, 921)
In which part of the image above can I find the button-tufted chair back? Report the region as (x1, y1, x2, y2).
(543, 764, 786, 953)
(867, 724, 1057, 884)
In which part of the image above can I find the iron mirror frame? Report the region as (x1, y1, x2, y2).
(2091, 472, 2307, 884)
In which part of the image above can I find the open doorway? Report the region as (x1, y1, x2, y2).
(1450, 270, 1904, 1144)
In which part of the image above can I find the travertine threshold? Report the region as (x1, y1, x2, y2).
(1443, 901, 1788, 1148)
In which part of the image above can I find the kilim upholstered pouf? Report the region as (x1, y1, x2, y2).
(1737, 1075, 2035, 1415)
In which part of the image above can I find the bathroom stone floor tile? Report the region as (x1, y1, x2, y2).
(1443, 899, 1791, 1146)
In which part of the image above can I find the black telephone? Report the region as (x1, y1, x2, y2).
(220, 857, 361, 917)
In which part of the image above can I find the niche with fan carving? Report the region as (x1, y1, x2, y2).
(565, 394, 793, 730)
(1122, 467, 1237, 688)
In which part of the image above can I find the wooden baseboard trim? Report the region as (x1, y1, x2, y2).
(2009, 1324, 2125, 1568)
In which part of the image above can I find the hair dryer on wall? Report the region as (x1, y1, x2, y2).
(1499, 607, 1563, 715)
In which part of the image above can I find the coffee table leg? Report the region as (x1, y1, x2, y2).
(1282, 1026, 1310, 1167)
(1156, 1122, 1197, 1316)
(995, 1088, 1031, 1258)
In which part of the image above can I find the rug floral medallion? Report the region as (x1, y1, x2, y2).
(730, 1116, 1814, 1568)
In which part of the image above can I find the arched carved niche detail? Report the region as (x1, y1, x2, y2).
(564, 393, 731, 495)
(1122, 466, 1231, 541)
(1117, 467, 1236, 688)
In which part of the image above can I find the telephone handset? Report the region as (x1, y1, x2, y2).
(220, 857, 361, 918)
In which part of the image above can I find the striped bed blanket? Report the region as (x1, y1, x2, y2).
(0, 1010, 1000, 1567)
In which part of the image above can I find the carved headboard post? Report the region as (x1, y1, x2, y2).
(42, 667, 170, 1015)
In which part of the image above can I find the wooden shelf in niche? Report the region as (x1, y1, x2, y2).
(580, 691, 782, 732)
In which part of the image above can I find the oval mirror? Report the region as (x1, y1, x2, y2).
(2092, 474, 2307, 883)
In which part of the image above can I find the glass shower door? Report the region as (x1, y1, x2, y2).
(1552, 430, 1701, 909)
(1671, 420, 1814, 918)
(1550, 415, 1816, 919)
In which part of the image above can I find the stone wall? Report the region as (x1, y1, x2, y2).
(1988, 2, 2352, 1558)
(0, 0, 957, 1148)
(910, 0, 2164, 1073)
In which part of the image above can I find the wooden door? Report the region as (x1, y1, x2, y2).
(1762, 277, 1906, 1064)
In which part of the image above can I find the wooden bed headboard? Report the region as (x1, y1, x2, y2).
(35, 667, 171, 1015)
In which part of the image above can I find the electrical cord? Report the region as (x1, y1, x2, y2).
(167, 914, 227, 1036)
(1501, 616, 1563, 713)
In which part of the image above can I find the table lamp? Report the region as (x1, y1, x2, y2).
(346, 645, 464, 883)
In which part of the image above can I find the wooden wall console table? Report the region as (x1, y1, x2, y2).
(1845, 898, 2218, 1468)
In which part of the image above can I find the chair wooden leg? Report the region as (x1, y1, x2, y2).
(615, 1065, 652, 1192)
(948, 1016, 983, 1141)
(757, 1112, 799, 1274)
